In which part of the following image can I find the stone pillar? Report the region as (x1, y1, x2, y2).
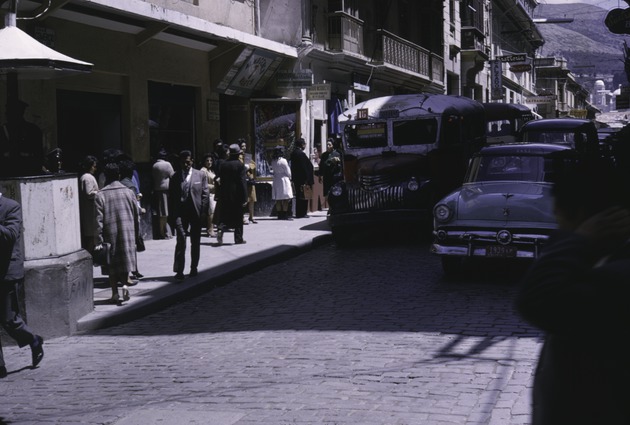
(0, 174, 93, 338)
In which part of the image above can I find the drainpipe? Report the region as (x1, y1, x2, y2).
(5, 0, 17, 27)
(254, 0, 260, 36)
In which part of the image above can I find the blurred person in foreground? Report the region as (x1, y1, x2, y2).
(515, 157, 630, 425)
(0, 194, 44, 378)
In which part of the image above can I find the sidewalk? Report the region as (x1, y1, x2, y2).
(77, 210, 332, 333)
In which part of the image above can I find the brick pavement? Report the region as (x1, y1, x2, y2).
(0, 212, 544, 425)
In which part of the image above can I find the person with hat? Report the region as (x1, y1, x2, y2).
(271, 144, 293, 220)
(168, 150, 209, 280)
(42, 147, 64, 174)
(0, 99, 44, 177)
(151, 148, 175, 239)
(215, 143, 248, 245)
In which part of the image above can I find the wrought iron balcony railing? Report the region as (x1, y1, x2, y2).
(371, 29, 444, 83)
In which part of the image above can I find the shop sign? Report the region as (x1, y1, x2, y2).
(307, 83, 331, 100)
(497, 54, 527, 63)
(510, 64, 532, 73)
(216, 47, 282, 97)
(525, 95, 557, 104)
(490, 60, 503, 100)
(276, 70, 313, 88)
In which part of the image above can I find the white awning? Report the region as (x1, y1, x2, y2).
(0, 25, 93, 79)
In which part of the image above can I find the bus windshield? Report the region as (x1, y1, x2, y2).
(345, 122, 388, 148)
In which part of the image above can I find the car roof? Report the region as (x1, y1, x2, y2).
(476, 143, 573, 156)
(521, 118, 595, 131)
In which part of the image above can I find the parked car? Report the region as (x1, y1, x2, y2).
(519, 118, 599, 153)
(430, 143, 578, 275)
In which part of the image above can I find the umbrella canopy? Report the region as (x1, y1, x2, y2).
(0, 25, 93, 79)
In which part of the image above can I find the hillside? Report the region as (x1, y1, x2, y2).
(534, 3, 629, 86)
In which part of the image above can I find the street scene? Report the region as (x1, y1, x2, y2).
(2, 0, 630, 424)
(1, 219, 543, 424)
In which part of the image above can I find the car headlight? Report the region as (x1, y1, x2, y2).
(330, 184, 343, 197)
(434, 204, 452, 223)
(407, 177, 419, 191)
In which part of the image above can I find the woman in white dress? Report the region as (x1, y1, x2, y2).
(270, 145, 293, 220)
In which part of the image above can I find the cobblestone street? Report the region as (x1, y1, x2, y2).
(1, 242, 542, 425)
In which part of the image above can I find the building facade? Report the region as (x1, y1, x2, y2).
(0, 0, 596, 228)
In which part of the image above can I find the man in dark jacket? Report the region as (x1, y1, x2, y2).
(290, 138, 314, 218)
(169, 150, 209, 280)
(516, 158, 630, 425)
(0, 194, 44, 378)
(216, 144, 248, 245)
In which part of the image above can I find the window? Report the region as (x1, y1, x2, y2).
(393, 119, 438, 146)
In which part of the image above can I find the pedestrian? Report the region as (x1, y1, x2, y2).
(515, 158, 630, 425)
(119, 158, 145, 281)
(78, 155, 99, 255)
(216, 143, 248, 245)
(0, 194, 44, 378)
(95, 162, 139, 304)
(270, 145, 293, 220)
(200, 153, 217, 237)
(42, 147, 64, 174)
(0, 99, 43, 178)
(151, 148, 175, 239)
(168, 150, 209, 280)
(239, 138, 257, 224)
(211, 139, 227, 229)
(290, 137, 314, 218)
(318, 138, 342, 199)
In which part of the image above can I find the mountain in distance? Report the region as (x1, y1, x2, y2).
(534, 2, 630, 90)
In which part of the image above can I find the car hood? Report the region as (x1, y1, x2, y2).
(452, 181, 555, 223)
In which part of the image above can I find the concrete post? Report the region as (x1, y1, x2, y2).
(0, 174, 93, 338)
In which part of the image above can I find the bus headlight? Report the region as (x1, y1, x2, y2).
(434, 204, 452, 223)
(407, 177, 419, 191)
(330, 184, 343, 197)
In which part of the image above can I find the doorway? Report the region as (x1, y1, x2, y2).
(56, 90, 122, 173)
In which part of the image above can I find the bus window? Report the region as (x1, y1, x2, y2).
(392, 118, 438, 146)
(345, 122, 388, 148)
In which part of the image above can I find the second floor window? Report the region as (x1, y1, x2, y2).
(328, 0, 358, 18)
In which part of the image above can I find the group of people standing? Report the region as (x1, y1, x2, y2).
(77, 136, 343, 297)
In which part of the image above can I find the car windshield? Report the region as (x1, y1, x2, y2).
(466, 154, 554, 183)
(521, 130, 587, 146)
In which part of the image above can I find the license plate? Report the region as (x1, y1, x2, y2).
(486, 245, 517, 257)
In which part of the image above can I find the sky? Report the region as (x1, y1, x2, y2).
(539, 0, 628, 10)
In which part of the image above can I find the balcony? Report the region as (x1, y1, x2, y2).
(461, 27, 489, 60)
(370, 29, 444, 83)
(327, 11, 364, 55)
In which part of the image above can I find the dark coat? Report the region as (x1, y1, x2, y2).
(516, 231, 630, 425)
(216, 157, 247, 228)
(0, 196, 24, 282)
(290, 148, 314, 187)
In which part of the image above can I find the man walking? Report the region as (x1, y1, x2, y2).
(216, 144, 248, 245)
(290, 138, 314, 218)
(0, 193, 44, 378)
(169, 150, 209, 280)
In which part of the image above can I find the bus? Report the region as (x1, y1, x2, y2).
(326, 93, 486, 243)
(483, 102, 537, 144)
